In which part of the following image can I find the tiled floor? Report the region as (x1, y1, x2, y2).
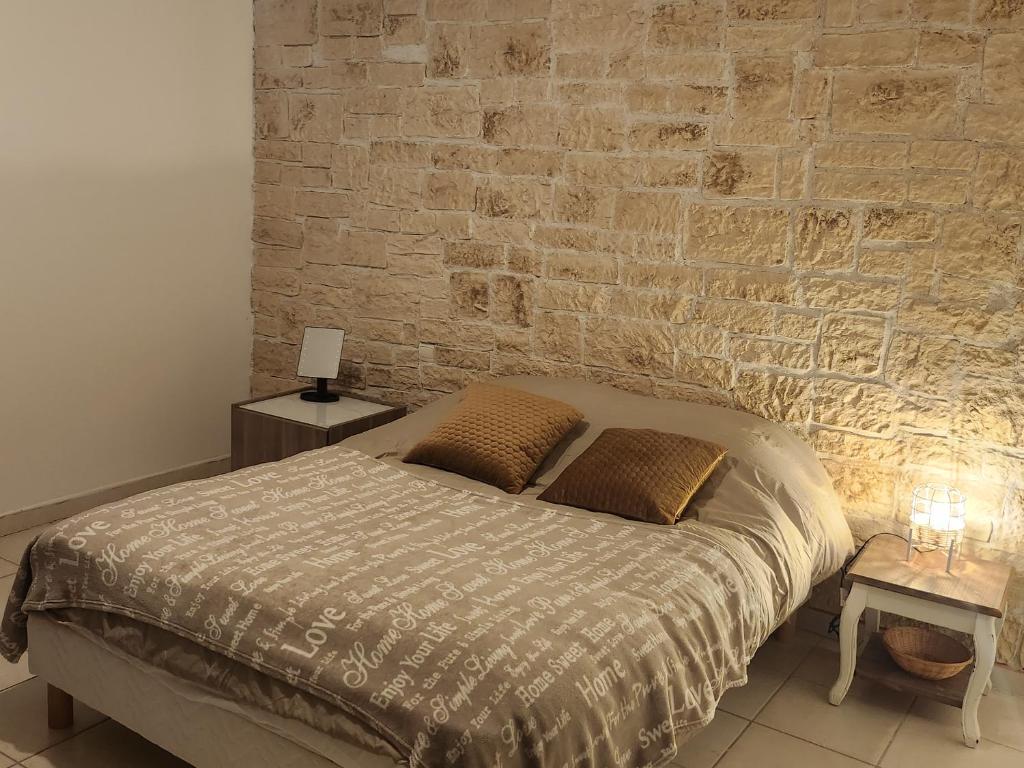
(1, 529, 1022, 767)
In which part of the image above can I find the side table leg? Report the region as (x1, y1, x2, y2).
(962, 614, 997, 748)
(829, 584, 867, 706)
(984, 617, 1004, 696)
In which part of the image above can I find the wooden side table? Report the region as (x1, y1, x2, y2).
(829, 535, 1010, 748)
(231, 389, 406, 470)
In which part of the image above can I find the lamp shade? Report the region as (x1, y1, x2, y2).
(910, 483, 966, 550)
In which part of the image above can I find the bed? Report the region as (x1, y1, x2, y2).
(2, 376, 853, 768)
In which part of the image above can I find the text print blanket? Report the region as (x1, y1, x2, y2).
(3, 446, 823, 767)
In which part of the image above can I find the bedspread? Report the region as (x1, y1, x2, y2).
(3, 444, 842, 768)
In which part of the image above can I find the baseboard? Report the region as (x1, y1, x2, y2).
(0, 456, 231, 537)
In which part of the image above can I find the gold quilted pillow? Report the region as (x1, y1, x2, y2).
(403, 383, 584, 494)
(538, 428, 726, 524)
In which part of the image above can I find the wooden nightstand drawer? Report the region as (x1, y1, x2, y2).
(230, 389, 406, 470)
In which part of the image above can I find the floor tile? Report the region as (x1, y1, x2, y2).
(791, 643, 842, 687)
(0, 559, 16, 579)
(881, 697, 1024, 768)
(0, 750, 13, 768)
(21, 719, 188, 768)
(0, 676, 106, 761)
(990, 664, 1024, 699)
(716, 723, 871, 768)
(670, 711, 747, 768)
(756, 675, 913, 763)
(717, 633, 816, 719)
(0, 524, 50, 565)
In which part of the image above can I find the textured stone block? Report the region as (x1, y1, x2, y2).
(255, 0, 317, 45)
(641, 157, 700, 189)
(909, 175, 968, 205)
(650, 0, 723, 50)
(703, 150, 775, 198)
(534, 312, 580, 362)
(863, 208, 937, 241)
(816, 30, 917, 66)
(984, 33, 1024, 104)
(733, 56, 793, 117)
(815, 379, 898, 434)
(794, 207, 855, 269)
(482, 104, 559, 146)
(734, 372, 811, 422)
(557, 108, 627, 152)
(254, 216, 303, 248)
(450, 271, 489, 318)
(255, 92, 289, 139)
(975, 149, 1024, 211)
(730, 0, 818, 20)
(628, 122, 708, 150)
(402, 86, 480, 138)
(585, 318, 674, 376)
(288, 94, 344, 142)
(368, 166, 422, 208)
(688, 205, 789, 265)
(813, 169, 906, 203)
(802, 277, 901, 312)
(320, 0, 383, 36)
(819, 314, 886, 375)
(490, 274, 533, 326)
(706, 269, 797, 303)
(553, 185, 616, 226)
(626, 83, 727, 115)
(816, 141, 906, 170)
(425, 170, 475, 210)
(937, 213, 1021, 282)
(608, 290, 690, 322)
(469, 21, 550, 77)
(476, 178, 546, 219)
(613, 191, 685, 234)
(832, 70, 958, 137)
(965, 103, 1024, 143)
(545, 251, 619, 284)
(887, 333, 958, 394)
(919, 30, 982, 65)
(731, 338, 812, 370)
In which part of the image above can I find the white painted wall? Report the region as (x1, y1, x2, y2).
(0, 1, 254, 515)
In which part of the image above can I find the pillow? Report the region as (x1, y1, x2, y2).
(537, 428, 726, 524)
(402, 382, 584, 494)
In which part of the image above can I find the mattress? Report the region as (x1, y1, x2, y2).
(3, 375, 853, 767)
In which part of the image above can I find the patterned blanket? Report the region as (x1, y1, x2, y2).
(3, 446, 810, 767)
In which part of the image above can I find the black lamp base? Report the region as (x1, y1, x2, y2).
(300, 378, 340, 403)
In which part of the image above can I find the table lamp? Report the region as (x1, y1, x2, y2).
(296, 327, 345, 403)
(906, 483, 966, 573)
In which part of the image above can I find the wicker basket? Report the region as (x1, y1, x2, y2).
(883, 627, 973, 681)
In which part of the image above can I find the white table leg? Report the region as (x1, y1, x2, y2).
(962, 614, 997, 748)
(830, 584, 867, 706)
(983, 617, 1004, 696)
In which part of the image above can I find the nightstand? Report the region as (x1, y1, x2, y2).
(231, 389, 406, 470)
(829, 535, 1010, 748)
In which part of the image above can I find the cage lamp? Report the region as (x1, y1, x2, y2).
(906, 483, 966, 573)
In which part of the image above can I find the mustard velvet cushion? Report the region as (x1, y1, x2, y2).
(538, 428, 727, 524)
(403, 383, 584, 494)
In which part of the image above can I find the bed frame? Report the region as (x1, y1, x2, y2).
(28, 615, 391, 768)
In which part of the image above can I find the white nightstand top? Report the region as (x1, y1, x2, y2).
(239, 393, 394, 429)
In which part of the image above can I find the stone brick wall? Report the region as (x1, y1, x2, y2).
(249, 0, 1024, 665)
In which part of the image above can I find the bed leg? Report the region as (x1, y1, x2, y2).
(771, 614, 798, 643)
(47, 684, 74, 729)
